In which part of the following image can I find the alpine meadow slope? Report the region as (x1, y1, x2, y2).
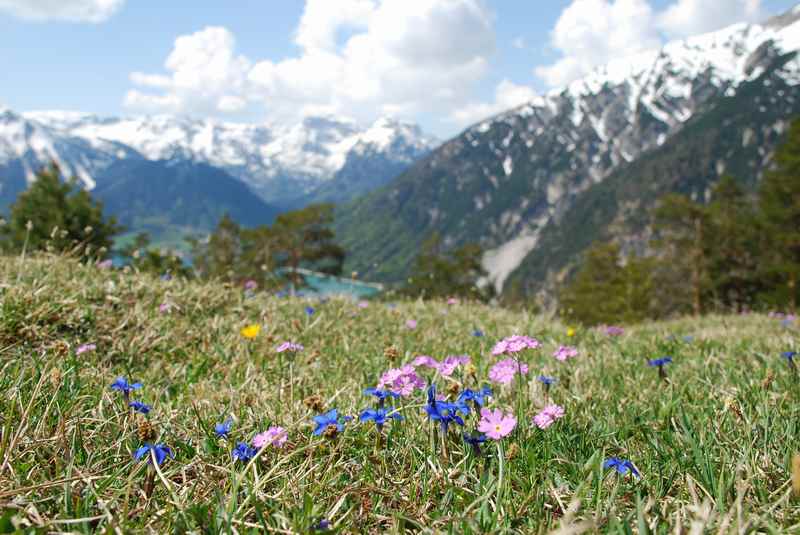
(335, 6, 800, 297)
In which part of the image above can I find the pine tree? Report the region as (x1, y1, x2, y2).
(191, 213, 242, 281)
(652, 194, 710, 316)
(759, 118, 800, 311)
(270, 203, 345, 290)
(1, 163, 120, 259)
(706, 175, 761, 311)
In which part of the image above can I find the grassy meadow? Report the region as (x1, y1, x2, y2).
(0, 255, 799, 533)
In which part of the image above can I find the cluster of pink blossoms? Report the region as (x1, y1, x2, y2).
(552, 345, 578, 361)
(377, 364, 425, 396)
(488, 358, 529, 385)
(477, 408, 517, 439)
(276, 342, 304, 353)
(533, 404, 565, 429)
(413, 355, 471, 377)
(491, 335, 541, 356)
(76, 343, 96, 356)
(603, 325, 625, 336)
(252, 426, 288, 448)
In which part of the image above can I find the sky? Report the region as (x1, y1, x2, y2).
(0, 0, 797, 138)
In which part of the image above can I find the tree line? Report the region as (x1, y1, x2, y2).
(560, 118, 800, 325)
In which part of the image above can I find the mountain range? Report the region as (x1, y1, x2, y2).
(335, 5, 800, 300)
(0, 109, 437, 244)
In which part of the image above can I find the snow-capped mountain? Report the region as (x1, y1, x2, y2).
(0, 109, 437, 206)
(336, 5, 800, 294)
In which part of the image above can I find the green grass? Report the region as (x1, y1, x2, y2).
(1, 254, 799, 533)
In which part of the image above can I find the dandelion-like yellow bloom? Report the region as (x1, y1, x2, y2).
(567, 327, 576, 337)
(240, 324, 261, 339)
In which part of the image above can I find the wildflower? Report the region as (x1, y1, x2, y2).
(488, 358, 529, 385)
(76, 343, 96, 355)
(457, 385, 492, 408)
(413, 355, 438, 368)
(357, 301, 369, 309)
(477, 408, 517, 440)
(305, 306, 315, 316)
(303, 394, 325, 412)
(424, 385, 465, 433)
(537, 375, 556, 386)
(567, 327, 576, 337)
(553, 345, 578, 361)
(111, 377, 142, 396)
(447, 297, 459, 305)
(96, 259, 113, 269)
(240, 324, 261, 339)
(783, 351, 797, 362)
(160, 273, 172, 281)
(533, 404, 565, 429)
(359, 407, 403, 430)
(603, 457, 640, 477)
(244, 280, 258, 291)
(158, 302, 171, 314)
(437, 355, 471, 377)
(377, 365, 425, 397)
(232, 442, 257, 462)
(472, 329, 484, 337)
(253, 426, 288, 449)
(682, 335, 694, 343)
(129, 401, 151, 415)
(384, 346, 400, 361)
(312, 409, 351, 437)
(311, 519, 331, 532)
(214, 418, 233, 439)
(491, 335, 541, 356)
(405, 319, 417, 329)
(462, 431, 487, 454)
(276, 341, 304, 353)
(648, 357, 673, 367)
(605, 326, 625, 336)
(134, 443, 174, 466)
(363, 387, 400, 408)
(137, 419, 157, 441)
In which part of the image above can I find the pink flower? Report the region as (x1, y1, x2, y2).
(477, 408, 517, 440)
(437, 355, 470, 377)
(406, 319, 418, 329)
(357, 301, 369, 309)
(413, 355, 438, 368)
(447, 297, 459, 305)
(96, 259, 113, 269)
(159, 302, 171, 314)
(377, 365, 425, 397)
(491, 335, 541, 356)
(276, 342, 304, 353)
(488, 358, 528, 385)
(76, 343, 96, 355)
(244, 279, 258, 291)
(533, 404, 565, 429)
(253, 426, 288, 449)
(553, 346, 578, 361)
(604, 325, 625, 336)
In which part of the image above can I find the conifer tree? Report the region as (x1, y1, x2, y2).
(759, 118, 800, 311)
(2, 163, 120, 259)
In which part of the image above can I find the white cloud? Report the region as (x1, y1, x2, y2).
(659, 0, 762, 38)
(535, 0, 660, 88)
(0, 0, 124, 22)
(534, 0, 766, 89)
(450, 79, 537, 127)
(124, 0, 495, 129)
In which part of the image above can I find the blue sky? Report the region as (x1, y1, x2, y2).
(0, 0, 797, 137)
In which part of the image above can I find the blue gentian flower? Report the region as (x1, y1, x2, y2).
(472, 329, 484, 337)
(458, 385, 492, 407)
(463, 431, 487, 447)
(134, 443, 173, 466)
(111, 377, 142, 394)
(648, 357, 673, 367)
(129, 401, 151, 414)
(359, 407, 403, 430)
(782, 351, 797, 361)
(214, 418, 233, 438)
(312, 409, 351, 437)
(160, 273, 172, 281)
(537, 375, 556, 386)
(603, 457, 640, 477)
(424, 385, 465, 433)
(311, 518, 331, 532)
(305, 306, 315, 316)
(682, 335, 694, 343)
(232, 442, 257, 463)
(363, 387, 400, 408)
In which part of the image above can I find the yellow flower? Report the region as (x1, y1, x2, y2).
(567, 327, 576, 337)
(240, 324, 261, 339)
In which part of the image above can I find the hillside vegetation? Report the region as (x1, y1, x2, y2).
(0, 255, 799, 533)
